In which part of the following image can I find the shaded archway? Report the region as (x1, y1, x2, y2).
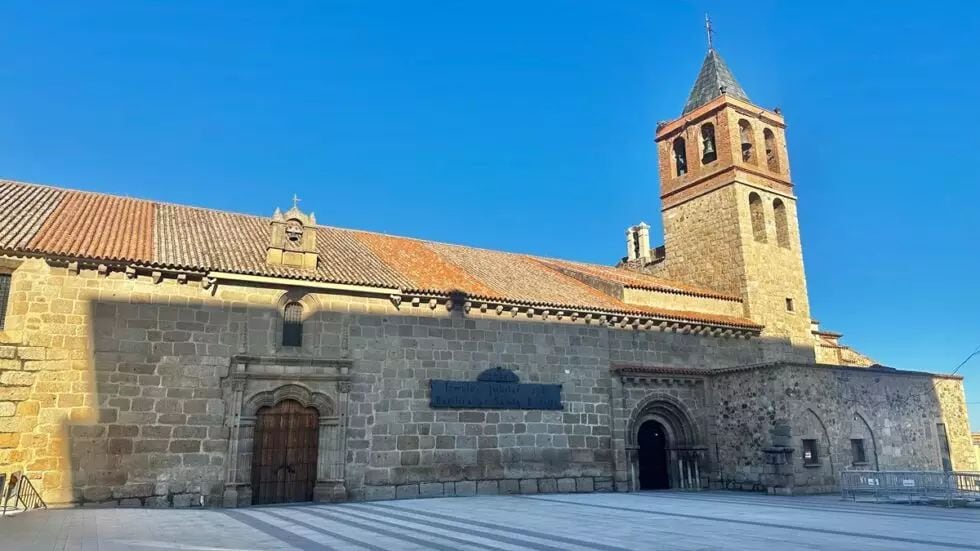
(627, 395, 704, 490)
(638, 420, 669, 489)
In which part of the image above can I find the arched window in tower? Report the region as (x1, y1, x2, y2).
(739, 119, 756, 164)
(773, 198, 790, 248)
(700, 123, 717, 164)
(764, 128, 780, 172)
(672, 137, 687, 176)
(282, 302, 303, 347)
(749, 192, 766, 243)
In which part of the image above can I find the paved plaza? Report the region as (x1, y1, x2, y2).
(4, 491, 979, 550)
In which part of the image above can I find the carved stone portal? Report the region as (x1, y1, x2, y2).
(222, 355, 352, 506)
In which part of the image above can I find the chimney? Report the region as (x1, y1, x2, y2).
(636, 222, 651, 261)
(625, 228, 638, 261)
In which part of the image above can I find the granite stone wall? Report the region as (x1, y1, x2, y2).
(710, 364, 978, 493)
(0, 258, 975, 507)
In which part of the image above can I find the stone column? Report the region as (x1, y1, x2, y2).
(222, 379, 246, 507)
(609, 375, 631, 492)
(313, 379, 350, 503)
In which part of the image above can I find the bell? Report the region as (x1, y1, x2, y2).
(703, 138, 715, 156)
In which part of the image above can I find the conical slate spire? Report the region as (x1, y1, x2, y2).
(681, 49, 750, 114)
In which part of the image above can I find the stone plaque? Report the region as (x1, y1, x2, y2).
(430, 367, 562, 410)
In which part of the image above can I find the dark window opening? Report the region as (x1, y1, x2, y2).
(739, 119, 756, 164)
(0, 274, 9, 330)
(700, 123, 717, 165)
(282, 302, 303, 347)
(937, 423, 952, 471)
(851, 439, 867, 465)
(802, 439, 819, 466)
(785, 298, 795, 312)
(764, 128, 780, 172)
(673, 138, 687, 176)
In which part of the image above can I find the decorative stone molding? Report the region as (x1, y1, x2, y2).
(223, 354, 352, 507)
(266, 201, 318, 270)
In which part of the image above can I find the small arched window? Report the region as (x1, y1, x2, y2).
(773, 198, 790, 248)
(672, 137, 687, 176)
(749, 192, 766, 243)
(282, 302, 303, 347)
(764, 128, 780, 172)
(700, 123, 717, 164)
(739, 119, 756, 164)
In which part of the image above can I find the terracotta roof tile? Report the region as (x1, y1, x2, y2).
(0, 179, 760, 329)
(0, 180, 66, 250)
(27, 189, 154, 261)
(423, 243, 627, 309)
(155, 204, 412, 287)
(352, 232, 497, 296)
(534, 257, 740, 301)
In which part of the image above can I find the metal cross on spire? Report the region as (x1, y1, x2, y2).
(291, 194, 301, 209)
(705, 13, 715, 51)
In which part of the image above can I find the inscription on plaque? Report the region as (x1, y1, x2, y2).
(430, 367, 563, 410)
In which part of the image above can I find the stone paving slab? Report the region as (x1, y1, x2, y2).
(3, 491, 979, 550)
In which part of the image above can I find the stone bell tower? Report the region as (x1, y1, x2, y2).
(267, 196, 319, 270)
(651, 38, 813, 359)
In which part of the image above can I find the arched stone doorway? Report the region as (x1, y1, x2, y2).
(224, 379, 348, 507)
(628, 396, 705, 491)
(252, 399, 320, 504)
(637, 420, 669, 489)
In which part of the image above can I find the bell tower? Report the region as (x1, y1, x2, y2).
(267, 195, 319, 270)
(651, 34, 813, 360)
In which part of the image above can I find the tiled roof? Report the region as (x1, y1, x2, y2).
(682, 49, 750, 115)
(0, 181, 65, 250)
(0, 179, 759, 329)
(29, 191, 155, 261)
(154, 204, 412, 287)
(533, 257, 740, 301)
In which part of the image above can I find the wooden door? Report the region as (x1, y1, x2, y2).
(252, 400, 319, 504)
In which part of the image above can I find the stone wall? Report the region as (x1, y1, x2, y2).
(0, 257, 975, 507)
(620, 287, 743, 317)
(710, 364, 978, 493)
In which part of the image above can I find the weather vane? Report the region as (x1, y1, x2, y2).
(705, 13, 715, 51)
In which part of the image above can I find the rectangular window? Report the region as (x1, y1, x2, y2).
(282, 302, 303, 347)
(936, 423, 952, 471)
(785, 297, 795, 312)
(802, 439, 819, 466)
(0, 274, 10, 329)
(850, 438, 867, 465)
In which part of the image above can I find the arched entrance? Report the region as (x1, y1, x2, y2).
(252, 399, 319, 504)
(638, 420, 669, 489)
(627, 396, 705, 491)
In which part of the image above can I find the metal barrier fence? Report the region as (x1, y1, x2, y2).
(1, 471, 47, 516)
(841, 470, 980, 505)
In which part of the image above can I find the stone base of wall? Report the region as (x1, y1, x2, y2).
(358, 476, 615, 502)
(73, 491, 212, 508)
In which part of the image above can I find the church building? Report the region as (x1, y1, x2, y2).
(0, 44, 975, 507)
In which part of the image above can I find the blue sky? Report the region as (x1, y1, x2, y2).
(2, 2, 978, 429)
